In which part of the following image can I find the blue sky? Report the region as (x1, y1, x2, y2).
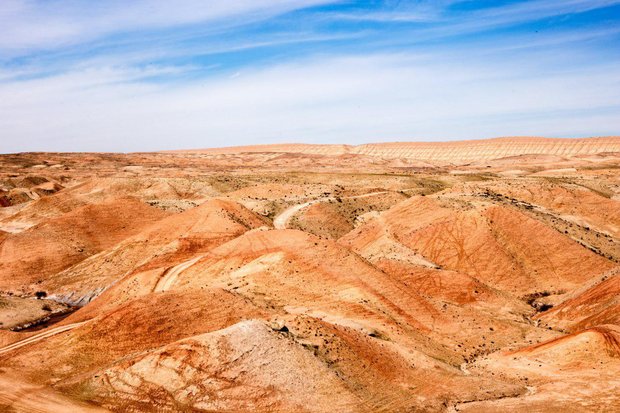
(1, 0, 619, 152)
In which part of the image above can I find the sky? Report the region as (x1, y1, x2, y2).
(1, 0, 619, 153)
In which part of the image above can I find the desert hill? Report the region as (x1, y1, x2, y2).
(170, 136, 620, 164)
(461, 325, 620, 412)
(340, 195, 614, 296)
(0, 197, 168, 291)
(42, 198, 268, 306)
(537, 268, 620, 332)
(0, 136, 619, 412)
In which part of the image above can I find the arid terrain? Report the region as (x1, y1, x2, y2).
(1, 136, 619, 412)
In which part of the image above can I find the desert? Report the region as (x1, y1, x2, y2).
(4, 0, 620, 410)
(0, 136, 619, 412)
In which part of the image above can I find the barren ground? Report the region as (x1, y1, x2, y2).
(1, 137, 619, 412)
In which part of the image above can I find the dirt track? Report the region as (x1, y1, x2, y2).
(0, 321, 88, 356)
(273, 190, 397, 229)
(154, 256, 203, 292)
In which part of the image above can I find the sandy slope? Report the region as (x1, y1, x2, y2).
(0, 373, 108, 413)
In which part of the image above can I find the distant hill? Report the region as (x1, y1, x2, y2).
(166, 136, 620, 162)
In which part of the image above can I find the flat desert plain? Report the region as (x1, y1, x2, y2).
(1, 136, 620, 412)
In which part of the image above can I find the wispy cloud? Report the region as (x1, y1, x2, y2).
(2, 51, 618, 152)
(352, 0, 620, 43)
(325, 0, 620, 26)
(443, 0, 620, 35)
(0, 0, 333, 54)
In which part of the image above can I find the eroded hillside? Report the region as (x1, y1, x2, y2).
(1, 137, 619, 412)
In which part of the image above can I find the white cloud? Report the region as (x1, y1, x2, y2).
(1, 53, 618, 153)
(0, 0, 333, 54)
